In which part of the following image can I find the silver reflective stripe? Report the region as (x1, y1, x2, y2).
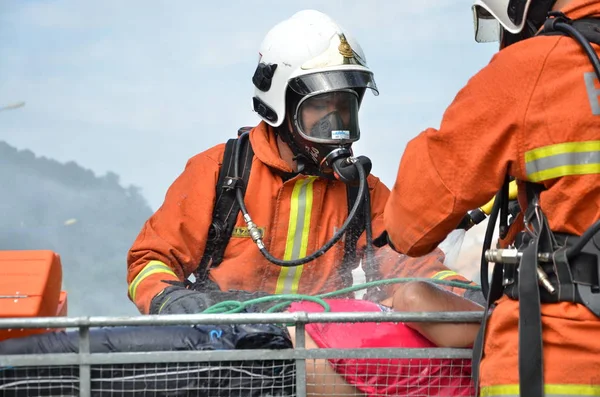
(584, 71, 600, 115)
(526, 151, 600, 177)
(524, 141, 600, 182)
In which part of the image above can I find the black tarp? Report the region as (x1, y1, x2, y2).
(0, 323, 296, 397)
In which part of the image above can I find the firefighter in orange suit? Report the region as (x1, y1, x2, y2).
(127, 10, 481, 316)
(384, 0, 600, 396)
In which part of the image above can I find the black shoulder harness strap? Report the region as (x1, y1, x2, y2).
(194, 127, 254, 284)
(538, 15, 600, 45)
(194, 127, 365, 287)
(537, 14, 600, 80)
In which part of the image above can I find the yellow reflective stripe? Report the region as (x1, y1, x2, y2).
(432, 270, 459, 280)
(525, 140, 600, 182)
(128, 260, 177, 301)
(275, 179, 303, 294)
(275, 177, 316, 294)
(291, 176, 314, 293)
(529, 163, 600, 182)
(524, 141, 600, 162)
(481, 384, 600, 397)
(284, 179, 304, 258)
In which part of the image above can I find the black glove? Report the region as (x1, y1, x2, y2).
(150, 284, 275, 315)
(149, 286, 213, 315)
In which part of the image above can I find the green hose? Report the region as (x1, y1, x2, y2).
(202, 277, 481, 314)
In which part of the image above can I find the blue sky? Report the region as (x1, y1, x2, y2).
(0, 0, 498, 211)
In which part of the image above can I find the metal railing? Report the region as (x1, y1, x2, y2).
(0, 311, 483, 397)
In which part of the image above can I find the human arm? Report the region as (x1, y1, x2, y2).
(368, 244, 482, 302)
(360, 178, 479, 302)
(126, 146, 224, 314)
(384, 49, 545, 257)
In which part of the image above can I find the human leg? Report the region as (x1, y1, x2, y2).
(285, 298, 476, 396)
(388, 280, 483, 348)
(287, 326, 364, 397)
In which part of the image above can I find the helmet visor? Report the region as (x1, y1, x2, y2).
(473, 5, 502, 43)
(288, 70, 379, 97)
(296, 90, 360, 144)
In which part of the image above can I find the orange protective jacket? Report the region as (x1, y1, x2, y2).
(384, 0, 600, 393)
(127, 122, 471, 314)
(386, 1, 600, 256)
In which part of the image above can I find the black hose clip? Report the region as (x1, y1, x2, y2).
(222, 176, 244, 192)
(331, 155, 373, 184)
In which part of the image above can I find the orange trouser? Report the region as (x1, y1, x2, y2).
(479, 296, 600, 396)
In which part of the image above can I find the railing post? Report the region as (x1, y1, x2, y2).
(78, 322, 91, 397)
(295, 312, 308, 397)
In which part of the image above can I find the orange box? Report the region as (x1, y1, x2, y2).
(0, 250, 68, 341)
(56, 290, 68, 317)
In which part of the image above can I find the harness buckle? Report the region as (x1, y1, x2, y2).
(573, 236, 600, 316)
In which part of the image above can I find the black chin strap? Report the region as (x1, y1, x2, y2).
(502, 0, 558, 47)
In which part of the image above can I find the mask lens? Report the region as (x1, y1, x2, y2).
(296, 91, 360, 144)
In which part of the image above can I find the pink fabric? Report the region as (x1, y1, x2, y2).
(288, 299, 475, 396)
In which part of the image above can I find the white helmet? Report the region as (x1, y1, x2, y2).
(251, 10, 379, 128)
(472, 0, 557, 45)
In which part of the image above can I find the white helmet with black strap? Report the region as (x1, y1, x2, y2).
(251, 10, 378, 176)
(472, 0, 558, 47)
